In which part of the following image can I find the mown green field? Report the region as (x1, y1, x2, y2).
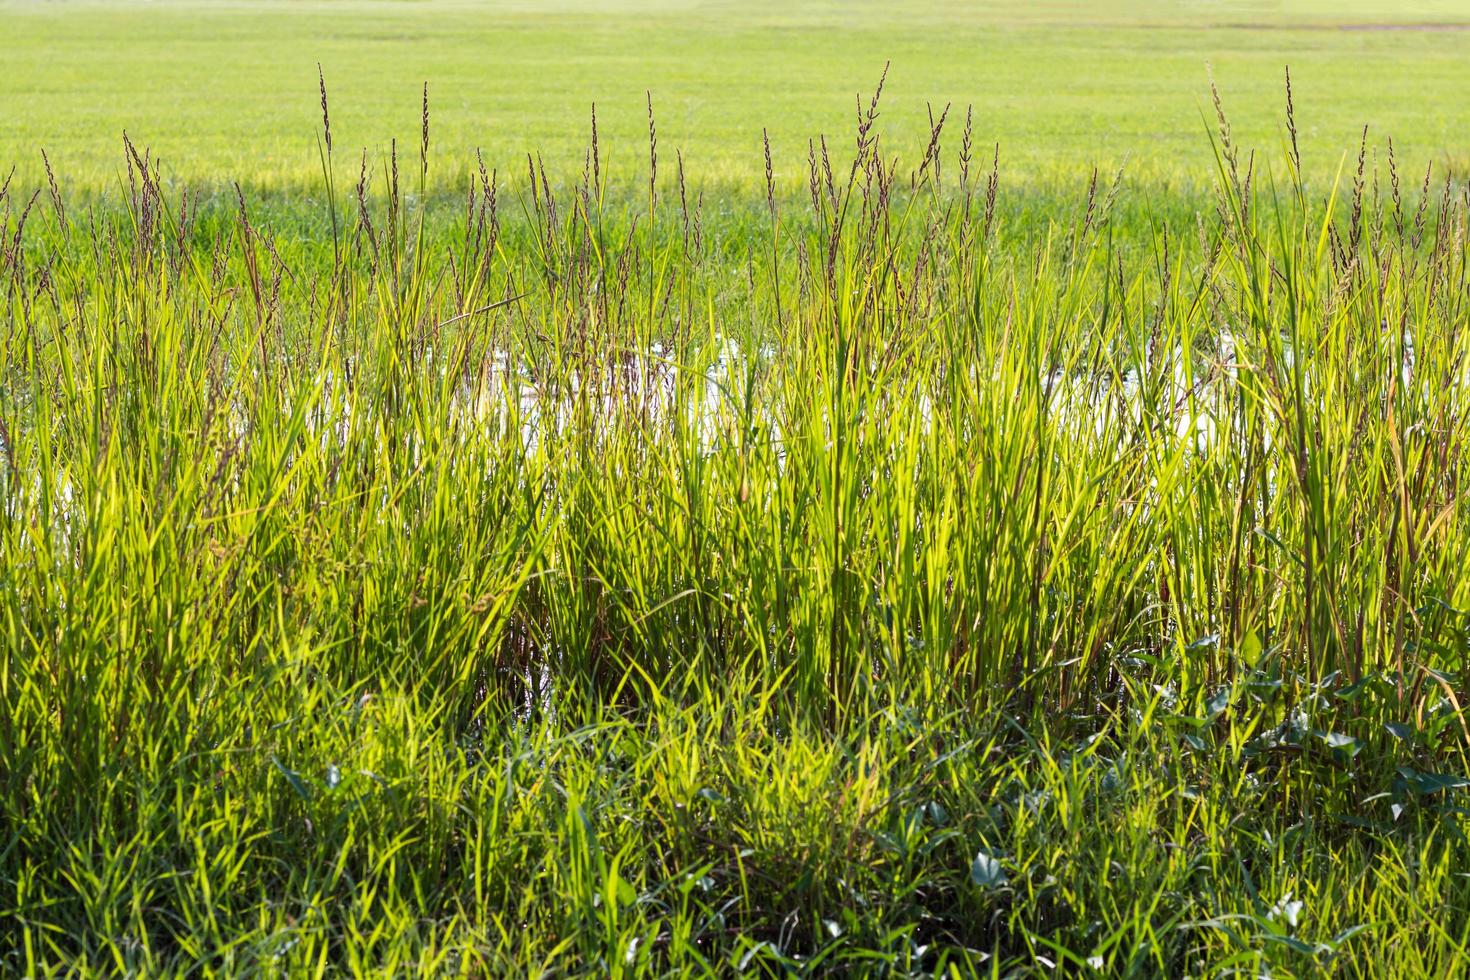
(5, 2, 1470, 977)
(6, 0, 1470, 192)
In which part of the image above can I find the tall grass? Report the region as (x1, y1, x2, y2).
(2, 78, 1470, 975)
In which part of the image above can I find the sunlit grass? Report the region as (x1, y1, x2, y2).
(7, 0, 1470, 193)
(2, 74, 1470, 975)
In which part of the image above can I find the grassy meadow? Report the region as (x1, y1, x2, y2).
(5, 1, 1470, 976)
(7, 0, 1470, 192)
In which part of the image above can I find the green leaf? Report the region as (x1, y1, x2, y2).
(1397, 766, 1470, 795)
(615, 874, 636, 908)
(1330, 924, 1370, 948)
(271, 756, 312, 802)
(971, 849, 1008, 888)
(1262, 934, 1315, 955)
(1319, 732, 1360, 757)
(1238, 630, 1263, 666)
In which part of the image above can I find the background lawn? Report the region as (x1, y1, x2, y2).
(4, 0, 1470, 193)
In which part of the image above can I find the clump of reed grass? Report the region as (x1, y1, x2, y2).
(1, 74, 1469, 975)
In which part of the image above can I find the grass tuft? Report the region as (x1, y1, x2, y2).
(3, 76, 1470, 975)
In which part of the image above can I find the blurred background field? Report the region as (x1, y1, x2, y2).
(5, 0, 1470, 192)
